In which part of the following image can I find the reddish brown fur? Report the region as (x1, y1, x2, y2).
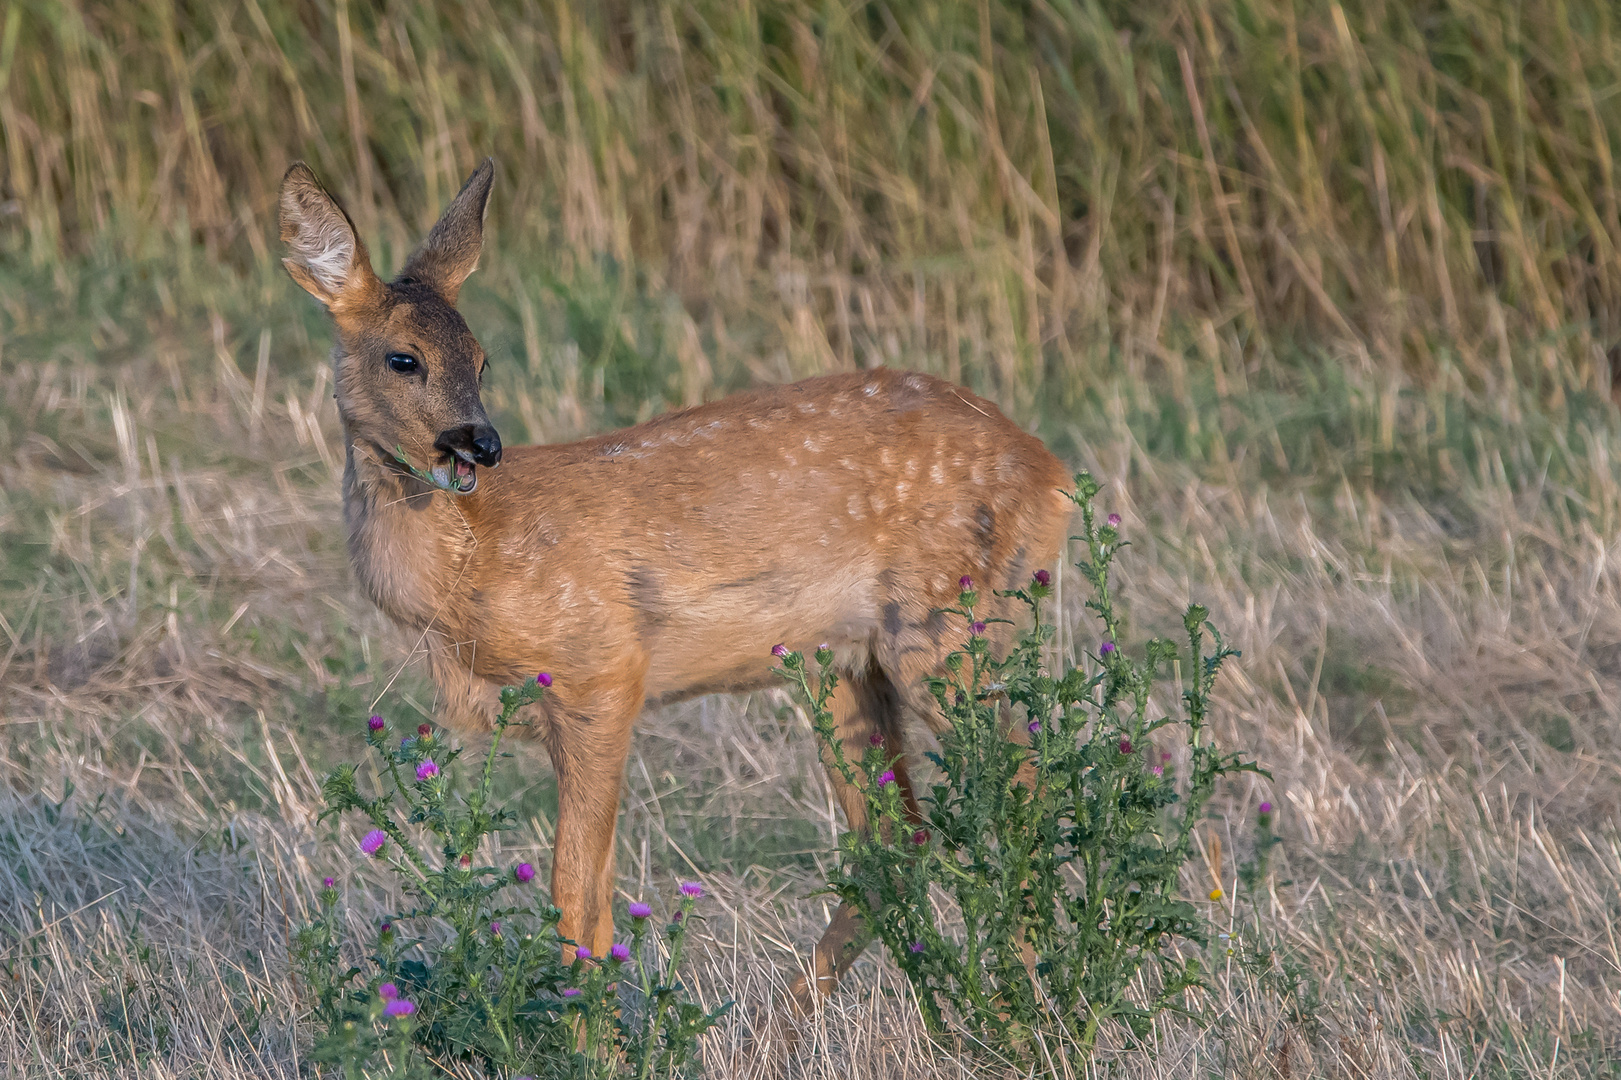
(279, 160, 1073, 1010)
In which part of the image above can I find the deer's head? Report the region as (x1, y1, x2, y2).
(278, 159, 501, 493)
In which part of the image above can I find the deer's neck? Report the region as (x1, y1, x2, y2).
(341, 441, 478, 632)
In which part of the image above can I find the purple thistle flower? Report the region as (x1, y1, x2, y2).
(1150, 765, 1164, 776)
(1119, 738, 1134, 755)
(514, 862, 536, 884)
(360, 830, 387, 856)
(1107, 513, 1121, 528)
(1033, 569, 1051, 587)
(611, 943, 631, 962)
(1100, 641, 1115, 655)
(680, 881, 703, 898)
(490, 921, 501, 936)
(877, 770, 896, 787)
(574, 945, 592, 960)
(367, 715, 384, 732)
(912, 829, 929, 845)
(384, 999, 415, 1018)
(535, 671, 553, 687)
(909, 941, 925, 954)
(628, 902, 652, 919)
(415, 760, 439, 782)
(561, 987, 581, 998)
(417, 723, 432, 737)
(378, 982, 399, 1000)
(869, 731, 884, 747)
(1162, 751, 1173, 762)
(1259, 801, 1273, 814)
(970, 621, 986, 636)
(322, 876, 334, 888)
(959, 575, 973, 591)
(771, 643, 788, 658)
(1027, 720, 1041, 735)
(380, 921, 392, 934)
(672, 911, 684, 922)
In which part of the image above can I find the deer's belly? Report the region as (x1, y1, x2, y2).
(638, 558, 881, 702)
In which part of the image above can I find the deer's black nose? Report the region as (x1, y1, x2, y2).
(471, 428, 502, 467)
(435, 423, 503, 468)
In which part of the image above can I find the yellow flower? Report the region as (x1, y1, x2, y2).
(1208, 888, 1224, 901)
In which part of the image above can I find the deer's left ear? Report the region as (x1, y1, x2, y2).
(397, 158, 495, 305)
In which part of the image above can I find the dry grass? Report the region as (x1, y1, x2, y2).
(6, 0, 1621, 1076)
(6, 305, 1621, 1077)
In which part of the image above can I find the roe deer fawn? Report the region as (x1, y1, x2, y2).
(279, 158, 1072, 1010)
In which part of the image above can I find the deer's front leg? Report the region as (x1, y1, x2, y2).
(543, 683, 641, 959)
(423, 629, 504, 734)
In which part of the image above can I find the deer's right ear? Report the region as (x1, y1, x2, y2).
(278, 163, 382, 312)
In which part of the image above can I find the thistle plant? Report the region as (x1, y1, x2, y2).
(293, 676, 728, 1078)
(777, 474, 1260, 1063)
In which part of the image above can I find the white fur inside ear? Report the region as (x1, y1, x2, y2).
(290, 216, 355, 297)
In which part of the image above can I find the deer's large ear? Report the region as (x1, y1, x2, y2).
(278, 163, 383, 312)
(396, 158, 494, 305)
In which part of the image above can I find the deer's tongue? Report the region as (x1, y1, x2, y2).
(453, 458, 476, 492)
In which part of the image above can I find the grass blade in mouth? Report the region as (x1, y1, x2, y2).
(392, 446, 469, 494)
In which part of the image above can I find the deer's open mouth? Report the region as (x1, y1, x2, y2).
(430, 449, 479, 494)
(390, 444, 480, 494)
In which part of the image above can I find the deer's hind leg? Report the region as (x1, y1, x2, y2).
(786, 664, 921, 1014)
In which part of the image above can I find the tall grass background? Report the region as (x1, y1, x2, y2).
(9, 0, 1621, 399)
(5, 0, 1621, 1076)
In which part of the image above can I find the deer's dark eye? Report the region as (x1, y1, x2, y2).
(387, 353, 420, 375)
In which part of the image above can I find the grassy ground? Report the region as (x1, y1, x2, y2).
(6, 1, 1621, 1076)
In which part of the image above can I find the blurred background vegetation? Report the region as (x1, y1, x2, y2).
(6, 0, 1619, 409)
